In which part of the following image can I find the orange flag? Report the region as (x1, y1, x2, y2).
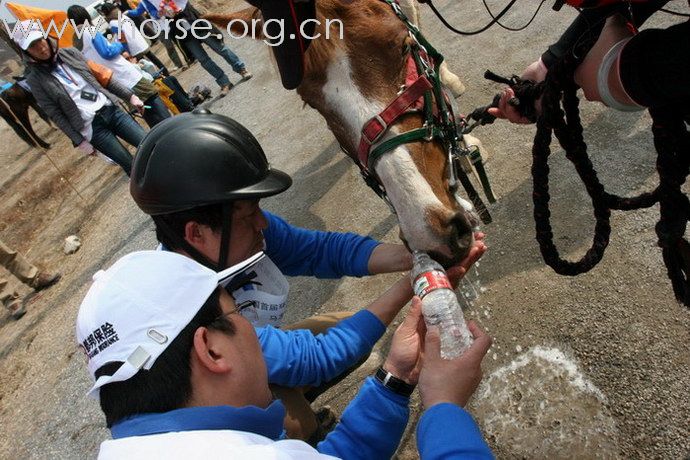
(5, 3, 75, 49)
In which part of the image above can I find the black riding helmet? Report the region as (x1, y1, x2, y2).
(130, 109, 292, 270)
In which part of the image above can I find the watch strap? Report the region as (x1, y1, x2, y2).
(374, 366, 416, 397)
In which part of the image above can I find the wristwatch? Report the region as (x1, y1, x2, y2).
(374, 367, 416, 397)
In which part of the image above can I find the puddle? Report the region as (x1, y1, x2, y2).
(471, 346, 620, 459)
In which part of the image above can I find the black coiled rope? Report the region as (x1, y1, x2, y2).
(494, 57, 690, 306)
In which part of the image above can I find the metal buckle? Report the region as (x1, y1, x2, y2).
(423, 123, 434, 141)
(448, 146, 459, 191)
(363, 114, 388, 145)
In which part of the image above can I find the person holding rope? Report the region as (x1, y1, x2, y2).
(487, 0, 689, 121)
(483, 0, 690, 304)
(128, 110, 488, 444)
(15, 21, 147, 176)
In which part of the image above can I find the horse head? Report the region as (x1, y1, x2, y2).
(206, 0, 478, 265)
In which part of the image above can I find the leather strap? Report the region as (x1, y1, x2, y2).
(374, 366, 415, 397)
(357, 59, 433, 169)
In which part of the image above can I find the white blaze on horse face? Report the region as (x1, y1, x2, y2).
(322, 51, 451, 253)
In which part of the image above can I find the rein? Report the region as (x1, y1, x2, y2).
(354, 0, 496, 224)
(490, 56, 690, 307)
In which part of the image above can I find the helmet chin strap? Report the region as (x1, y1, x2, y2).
(153, 216, 220, 271)
(153, 205, 234, 272)
(217, 203, 233, 270)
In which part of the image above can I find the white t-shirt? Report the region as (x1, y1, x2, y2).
(51, 63, 109, 141)
(110, 18, 149, 56)
(80, 30, 143, 89)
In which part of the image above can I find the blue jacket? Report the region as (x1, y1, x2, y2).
(256, 211, 382, 386)
(109, 380, 492, 459)
(91, 33, 125, 60)
(262, 211, 379, 278)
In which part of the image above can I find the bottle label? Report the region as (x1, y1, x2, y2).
(413, 271, 452, 298)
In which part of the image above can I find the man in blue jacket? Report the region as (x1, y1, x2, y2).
(128, 110, 487, 443)
(77, 250, 493, 459)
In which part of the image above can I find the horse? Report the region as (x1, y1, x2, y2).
(0, 81, 52, 150)
(206, 0, 483, 265)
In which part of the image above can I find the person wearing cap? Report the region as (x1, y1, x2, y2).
(77, 250, 493, 459)
(129, 110, 487, 442)
(66, 5, 172, 129)
(16, 20, 147, 175)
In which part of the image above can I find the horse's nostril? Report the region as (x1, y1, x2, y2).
(449, 212, 472, 238)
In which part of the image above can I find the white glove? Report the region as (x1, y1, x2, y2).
(129, 94, 145, 114)
(77, 140, 95, 155)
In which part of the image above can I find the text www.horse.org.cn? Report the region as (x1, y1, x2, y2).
(2, 13, 345, 48)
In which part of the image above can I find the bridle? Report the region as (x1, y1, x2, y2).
(350, 0, 496, 224)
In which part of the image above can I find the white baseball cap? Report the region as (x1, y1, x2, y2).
(12, 20, 46, 51)
(76, 250, 265, 397)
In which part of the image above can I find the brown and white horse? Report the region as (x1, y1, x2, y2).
(207, 0, 478, 264)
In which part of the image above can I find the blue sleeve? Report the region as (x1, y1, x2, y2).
(417, 403, 494, 459)
(92, 33, 125, 60)
(109, 25, 131, 53)
(318, 378, 409, 459)
(259, 310, 384, 387)
(125, 3, 146, 17)
(263, 211, 380, 278)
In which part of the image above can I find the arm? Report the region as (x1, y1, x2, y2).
(104, 77, 135, 101)
(316, 304, 427, 459)
(259, 310, 385, 388)
(92, 33, 126, 60)
(317, 378, 409, 459)
(27, 72, 84, 146)
(416, 322, 494, 459)
(263, 211, 380, 278)
(542, 1, 666, 69)
(417, 403, 493, 460)
(367, 243, 413, 274)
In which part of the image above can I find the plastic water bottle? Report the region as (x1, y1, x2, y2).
(411, 251, 473, 359)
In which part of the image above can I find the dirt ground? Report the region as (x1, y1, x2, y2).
(0, 1, 688, 459)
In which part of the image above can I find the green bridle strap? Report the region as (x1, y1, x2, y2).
(369, 126, 443, 170)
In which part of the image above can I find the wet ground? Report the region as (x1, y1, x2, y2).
(0, 1, 688, 458)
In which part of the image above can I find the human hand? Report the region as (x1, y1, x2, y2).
(487, 87, 539, 124)
(487, 58, 546, 124)
(418, 321, 492, 408)
(446, 232, 487, 288)
(129, 94, 145, 114)
(383, 297, 426, 385)
(77, 140, 95, 155)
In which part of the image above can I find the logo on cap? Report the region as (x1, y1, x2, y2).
(81, 322, 119, 359)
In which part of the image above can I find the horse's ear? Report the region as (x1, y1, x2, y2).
(203, 8, 265, 40)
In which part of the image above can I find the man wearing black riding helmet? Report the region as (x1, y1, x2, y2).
(129, 109, 486, 443)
